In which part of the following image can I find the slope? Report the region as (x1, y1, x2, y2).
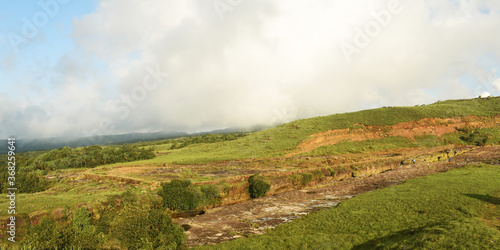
(160, 97, 500, 164)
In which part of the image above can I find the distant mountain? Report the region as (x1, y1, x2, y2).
(0, 126, 267, 154)
(0, 131, 189, 154)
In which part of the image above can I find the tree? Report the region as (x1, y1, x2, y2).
(248, 173, 271, 199)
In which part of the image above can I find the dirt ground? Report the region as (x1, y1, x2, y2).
(175, 145, 500, 247)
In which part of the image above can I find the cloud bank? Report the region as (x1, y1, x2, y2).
(2, 0, 500, 139)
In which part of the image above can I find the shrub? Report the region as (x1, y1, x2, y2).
(71, 207, 104, 248)
(289, 172, 315, 188)
(457, 128, 492, 146)
(22, 216, 71, 249)
(219, 181, 231, 195)
(288, 174, 301, 187)
(16, 170, 52, 193)
(300, 173, 313, 186)
(121, 187, 139, 206)
(248, 173, 271, 199)
(111, 205, 186, 249)
(200, 184, 220, 207)
(158, 179, 203, 211)
(313, 170, 325, 182)
(327, 168, 336, 177)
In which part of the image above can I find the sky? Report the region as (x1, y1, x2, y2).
(1, 0, 500, 140)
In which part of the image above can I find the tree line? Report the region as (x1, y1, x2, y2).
(0, 144, 156, 194)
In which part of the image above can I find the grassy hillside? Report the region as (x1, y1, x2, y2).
(2, 97, 499, 249)
(201, 164, 500, 249)
(158, 97, 500, 164)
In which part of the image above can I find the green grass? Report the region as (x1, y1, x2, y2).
(0, 175, 125, 217)
(303, 136, 438, 156)
(201, 164, 500, 249)
(154, 97, 500, 164)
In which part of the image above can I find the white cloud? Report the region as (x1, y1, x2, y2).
(3, 0, 500, 139)
(479, 91, 491, 98)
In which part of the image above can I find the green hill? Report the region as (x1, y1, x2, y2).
(161, 97, 500, 164)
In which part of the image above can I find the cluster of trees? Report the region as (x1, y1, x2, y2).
(22, 189, 186, 249)
(32, 144, 156, 170)
(167, 133, 248, 150)
(0, 145, 156, 194)
(0, 155, 52, 194)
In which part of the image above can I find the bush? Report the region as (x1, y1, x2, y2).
(327, 168, 336, 177)
(201, 184, 220, 207)
(219, 181, 231, 195)
(111, 205, 186, 249)
(248, 173, 271, 199)
(71, 207, 104, 248)
(158, 179, 203, 211)
(313, 170, 325, 182)
(457, 127, 492, 146)
(22, 207, 103, 249)
(16, 170, 52, 193)
(300, 173, 313, 186)
(288, 174, 301, 188)
(22, 216, 71, 249)
(121, 187, 139, 206)
(289, 172, 315, 188)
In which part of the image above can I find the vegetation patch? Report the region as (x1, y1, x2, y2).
(21, 188, 186, 249)
(157, 179, 221, 212)
(289, 172, 320, 188)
